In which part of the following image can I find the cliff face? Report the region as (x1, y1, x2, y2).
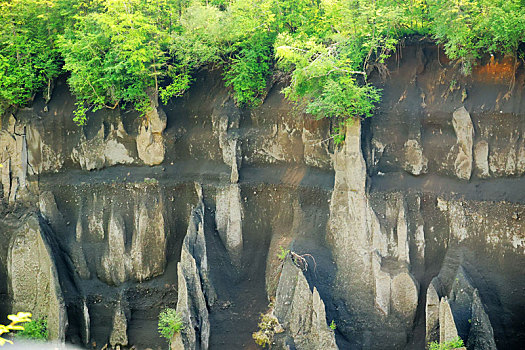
(0, 44, 523, 350)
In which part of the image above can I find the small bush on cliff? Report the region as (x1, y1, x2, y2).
(13, 317, 48, 341)
(428, 337, 464, 350)
(252, 310, 282, 348)
(158, 308, 184, 343)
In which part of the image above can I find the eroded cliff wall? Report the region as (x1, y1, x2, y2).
(0, 43, 523, 349)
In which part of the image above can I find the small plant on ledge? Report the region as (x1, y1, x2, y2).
(158, 308, 184, 344)
(252, 306, 283, 348)
(428, 337, 465, 350)
(13, 317, 48, 341)
(277, 246, 290, 261)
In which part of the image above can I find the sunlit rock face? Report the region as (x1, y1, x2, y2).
(7, 215, 67, 342)
(0, 45, 523, 350)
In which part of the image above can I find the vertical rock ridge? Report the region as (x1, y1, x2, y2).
(273, 257, 338, 350)
(7, 215, 67, 342)
(176, 244, 210, 350)
(452, 106, 474, 180)
(175, 185, 215, 350)
(0, 115, 28, 203)
(215, 184, 243, 268)
(328, 121, 419, 347)
(184, 184, 216, 305)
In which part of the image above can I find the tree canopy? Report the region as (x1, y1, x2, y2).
(0, 0, 524, 130)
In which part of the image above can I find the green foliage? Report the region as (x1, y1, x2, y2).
(224, 33, 274, 107)
(329, 320, 337, 330)
(0, 0, 62, 114)
(252, 312, 280, 348)
(143, 177, 158, 184)
(158, 308, 183, 343)
(0, 0, 524, 128)
(277, 246, 290, 260)
(13, 318, 48, 341)
(429, 337, 465, 350)
(275, 0, 410, 127)
(428, 0, 525, 73)
(58, 0, 168, 124)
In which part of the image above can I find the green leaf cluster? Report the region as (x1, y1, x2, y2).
(0, 0, 63, 115)
(13, 318, 48, 341)
(158, 308, 183, 343)
(428, 337, 465, 350)
(428, 0, 525, 73)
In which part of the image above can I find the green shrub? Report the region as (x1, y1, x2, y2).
(428, 0, 525, 73)
(329, 320, 336, 330)
(13, 318, 48, 341)
(158, 308, 184, 343)
(252, 312, 281, 348)
(429, 337, 464, 350)
(224, 32, 274, 107)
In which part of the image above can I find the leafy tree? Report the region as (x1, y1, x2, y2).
(58, 0, 170, 124)
(428, 0, 525, 73)
(0, 0, 62, 114)
(275, 0, 408, 142)
(224, 32, 274, 106)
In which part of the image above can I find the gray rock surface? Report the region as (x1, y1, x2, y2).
(328, 122, 419, 346)
(184, 184, 216, 305)
(71, 122, 133, 170)
(425, 278, 442, 344)
(213, 106, 241, 183)
(170, 332, 185, 350)
(452, 106, 474, 180)
(427, 261, 498, 349)
(328, 121, 378, 313)
(7, 215, 67, 341)
(1, 46, 524, 350)
(404, 139, 428, 175)
(130, 198, 167, 282)
(109, 302, 128, 347)
(391, 272, 419, 320)
(136, 103, 166, 165)
(91, 190, 167, 285)
(0, 115, 27, 203)
(439, 297, 459, 343)
(26, 123, 64, 174)
(274, 257, 338, 350)
(473, 140, 490, 178)
(99, 207, 128, 285)
(174, 188, 216, 350)
(467, 290, 497, 350)
(176, 248, 210, 350)
(215, 184, 243, 268)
